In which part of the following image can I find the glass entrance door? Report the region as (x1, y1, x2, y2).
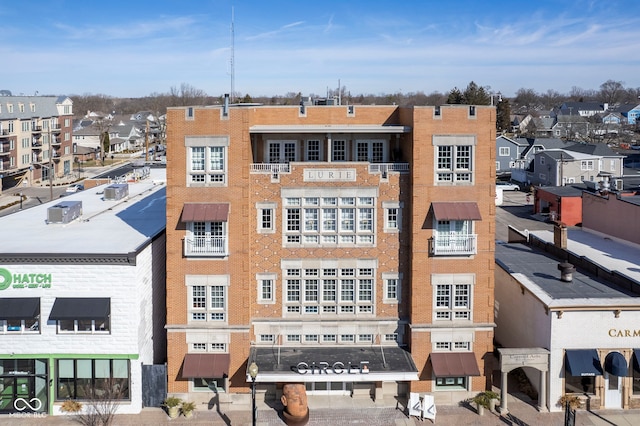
(0, 359, 48, 414)
(604, 372, 623, 408)
(305, 381, 351, 396)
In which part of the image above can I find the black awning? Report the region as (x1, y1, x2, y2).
(634, 349, 640, 373)
(429, 352, 481, 377)
(565, 349, 603, 377)
(604, 352, 627, 377)
(49, 298, 110, 320)
(0, 298, 40, 320)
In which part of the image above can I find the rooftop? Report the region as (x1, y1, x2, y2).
(495, 238, 640, 308)
(0, 168, 166, 261)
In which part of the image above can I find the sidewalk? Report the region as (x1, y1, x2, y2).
(4, 395, 640, 426)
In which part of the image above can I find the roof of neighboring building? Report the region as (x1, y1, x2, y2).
(0, 95, 71, 120)
(536, 184, 589, 197)
(495, 241, 639, 308)
(0, 169, 166, 260)
(565, 143, 623, 157)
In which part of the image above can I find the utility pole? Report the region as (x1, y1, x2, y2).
(145, 120, 150, 162)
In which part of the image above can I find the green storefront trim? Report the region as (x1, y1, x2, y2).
(0, 353, 139, 414)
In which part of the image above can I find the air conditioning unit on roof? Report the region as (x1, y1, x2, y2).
(104, 183, 129, 201)
(47, 201, 82, 224)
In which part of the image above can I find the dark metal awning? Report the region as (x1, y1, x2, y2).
(247, 346, 418, 383)
(633, 349, 640, 373)
(0, 298, 40, 320)
(431, 202, 482, 221)
(604, 352, 627, 377)
(49, 298, 110, 320)
(429, 352, 481, 377)
(181, 203, 229, 222)
(181, 354, 231, 378)
(565, 349, 603, 377)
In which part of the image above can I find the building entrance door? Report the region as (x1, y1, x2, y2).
(0, 359, 48, 414)
(305, 381, 351, 396)
(604, 373, 623, 409)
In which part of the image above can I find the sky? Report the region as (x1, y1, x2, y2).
(1, 0, 639, 99)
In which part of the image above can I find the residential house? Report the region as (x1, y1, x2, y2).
(496, 135, 529, 176)
(613, 103, 640, 126)
(552, 115, 590, 139)
(510, 138, 573, 184)
(164, 100, 496, 408)
(558, 102, 608, 118)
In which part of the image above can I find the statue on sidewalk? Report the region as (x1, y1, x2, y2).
(281, 383, 309, 425)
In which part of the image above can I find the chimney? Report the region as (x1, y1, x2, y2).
(223, 93, 229, 117)
(554, 223, 567, 249)
(558, 262, 575, 282)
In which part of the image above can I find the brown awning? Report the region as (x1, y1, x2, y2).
(431, 202, 481, 221)
(182, 354, 230, 378)
(430, 352, 481, 377)
(182, 203, 229, 222)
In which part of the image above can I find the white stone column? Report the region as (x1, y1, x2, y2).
(538, 370, 547, 411)
(500, 370, 509, 414)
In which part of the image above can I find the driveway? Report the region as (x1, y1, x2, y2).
(496, 190, 553, 242)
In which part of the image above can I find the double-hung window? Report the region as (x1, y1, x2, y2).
(185, 136, 228, 186)
(187, 275, 229, 323)
(305, 139, 321, 161)
(257, 273, 276, 304)
(383, 201, 402, 232)
(432, 274, 474, 321)
(383, 273, 401, 303)
(256, 202, 276, 234)
(434, 135, 475, 184)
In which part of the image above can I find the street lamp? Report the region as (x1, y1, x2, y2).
(248, 362, 259, 426)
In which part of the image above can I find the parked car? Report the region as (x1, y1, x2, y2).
(65, 184, 84, 193)
(496, 182, 519, 191)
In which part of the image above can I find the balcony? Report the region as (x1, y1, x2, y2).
(184, 236, 227, 257)
(0, 129, 10, 138)
(31, 142, 42, 150)
(250, 163, 291, 175)
(51, 137, 62, 146)
(31, 126, 42, 135)
(430, 233, 477, 256)
(51, 125, 62, 134)
(368, 163, 410, 174)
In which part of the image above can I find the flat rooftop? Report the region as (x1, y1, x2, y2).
(495, 241, 640, 308)
(0, 168, 166, 258)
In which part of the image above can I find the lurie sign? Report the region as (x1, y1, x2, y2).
(0, 267, 53, 290)
(294, 360, 370, 375)
(303, 169, 357, 182)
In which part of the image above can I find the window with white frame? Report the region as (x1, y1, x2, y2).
(332, 140, 347, 161)
(434, 135, 475, 184)
(581, 160, 594, 171)
(499, 147, 510, 156)
(610, 160, 616, 171)
(383, 273, 401, 303)
(432, 274, 474, 321)
(259, 334, 275, 343)
(383, 201, 402, 232)
(283, 192, 376, 247)
(186, 221, 227, 256)
(257, 273, 276, 304)
(495, 161, 500, 171)
(305, 139, 322, 161)
(185, 136, 228, 186)
(267, 140, 297, 163)
(186, 275, 229, 323)
(256, 202, 276, 233)
(355, 140, 385, 162)
(539, 156, 545, 165)
(283, 262, 375, 316)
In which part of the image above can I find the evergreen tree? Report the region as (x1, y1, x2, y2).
(446, 87, 463, 104)
(496, 98, 511, 133)
(462, 81, 490, 105)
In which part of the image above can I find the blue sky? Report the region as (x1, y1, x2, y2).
(1, 0, 639, 99)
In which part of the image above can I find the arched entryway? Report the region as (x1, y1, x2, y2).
(604, 351, 627, 409)
(498, 348, 550, 414)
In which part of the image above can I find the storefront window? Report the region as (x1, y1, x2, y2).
(56, 359, 130, 401)
(564, 371, 595, 394)
(0, 359, 48, 413)
(633, 355, 640, 395)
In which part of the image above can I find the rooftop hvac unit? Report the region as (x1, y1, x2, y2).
(47, 201, 82, 224)
(104, 183, 129, 201)
(614, 179, 624, 191)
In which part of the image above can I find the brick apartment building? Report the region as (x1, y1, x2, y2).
(0, 96, 74, 190)
(165, 99, 496, 407)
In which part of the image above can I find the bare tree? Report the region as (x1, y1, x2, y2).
(70, 379, 125, 426)
(599, 80, 625, 106)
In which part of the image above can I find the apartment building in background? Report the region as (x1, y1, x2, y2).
(165, 99, 496, 407)
(0, 95, 74, 190)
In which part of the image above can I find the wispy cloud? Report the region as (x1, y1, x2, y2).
(245, 21, 305, 41)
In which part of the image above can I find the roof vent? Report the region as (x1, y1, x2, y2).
(47, 201, 82, 224)
(104, 183, 129, 201)
(558, 262, 575, 282)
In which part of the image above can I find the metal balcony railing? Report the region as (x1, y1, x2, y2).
(184, 236, 227, 256)
(249, 163, 291, 174)
(431, 233, 477, 256)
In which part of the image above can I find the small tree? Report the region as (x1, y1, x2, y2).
(496, 98, 512, 133)
(74, 378, 124, 426)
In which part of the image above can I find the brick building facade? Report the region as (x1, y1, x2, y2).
(165, 101, 495, 407)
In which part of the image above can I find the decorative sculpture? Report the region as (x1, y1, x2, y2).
(281, 383, 309, 426)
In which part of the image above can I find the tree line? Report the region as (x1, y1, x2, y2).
(70, 80, 640, 122)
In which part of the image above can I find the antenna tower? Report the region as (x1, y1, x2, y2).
(230, 8, 235, 103)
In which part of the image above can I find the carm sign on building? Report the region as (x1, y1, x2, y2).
(165, 100, 495, 408)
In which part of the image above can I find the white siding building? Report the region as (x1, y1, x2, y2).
(0, 169, 166, 415)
